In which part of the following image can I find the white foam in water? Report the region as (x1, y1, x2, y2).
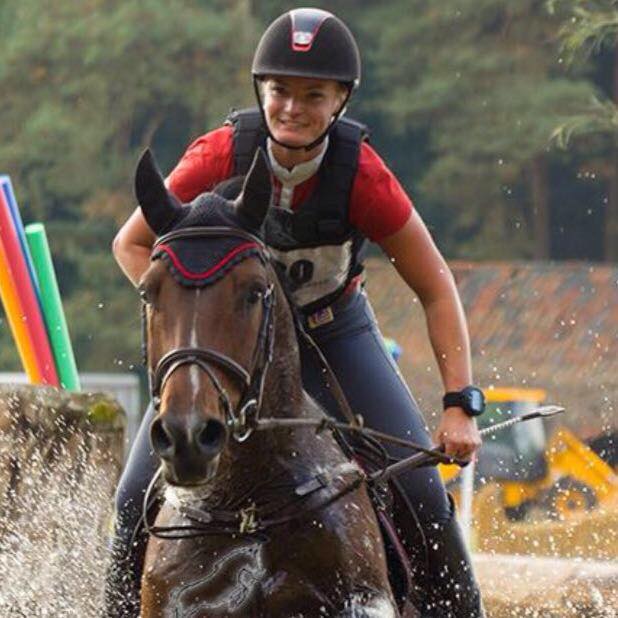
(0, 430, 115, 616)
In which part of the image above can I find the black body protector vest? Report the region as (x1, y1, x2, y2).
(226, 107, 369, 315)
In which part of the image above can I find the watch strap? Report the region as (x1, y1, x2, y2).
(443, 391, 465, 409)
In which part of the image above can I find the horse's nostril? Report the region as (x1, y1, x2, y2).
(196, 419, 227, 454)
(150, 418, 175, 458)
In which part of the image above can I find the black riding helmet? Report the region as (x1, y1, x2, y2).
(251, 8, 361, 151)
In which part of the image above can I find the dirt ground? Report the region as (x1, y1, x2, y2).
(476, 554, 618, 617)
(472, 485, 618, 616)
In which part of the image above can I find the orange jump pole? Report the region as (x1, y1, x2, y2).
(0, 238, 42, 382)
(0, 190, 58, 385)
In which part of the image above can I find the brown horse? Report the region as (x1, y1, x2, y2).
(134, 149, 401, 617)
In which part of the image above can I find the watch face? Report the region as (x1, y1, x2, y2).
(465, 387, 485, 414)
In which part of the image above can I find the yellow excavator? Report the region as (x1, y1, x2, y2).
(439, 387, 618, 520)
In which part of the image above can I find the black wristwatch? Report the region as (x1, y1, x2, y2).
(443, 386, 486, 417)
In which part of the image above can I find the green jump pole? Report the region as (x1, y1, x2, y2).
(25, 223, 81, 391)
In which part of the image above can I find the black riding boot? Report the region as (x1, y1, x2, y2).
(389, 485, 485, 618)
(102, 522, 147, 618)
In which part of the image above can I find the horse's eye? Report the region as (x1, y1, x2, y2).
(246, 285, 265, 306)
(138, 285, 153, 305)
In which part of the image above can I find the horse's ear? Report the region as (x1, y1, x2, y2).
(134, 149, 183, 235)
(237, 148, 272, 228)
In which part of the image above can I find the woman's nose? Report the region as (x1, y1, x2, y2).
(283, 96, 302, 115)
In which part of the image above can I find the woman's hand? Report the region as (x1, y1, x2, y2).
(433, 407, 482, 462)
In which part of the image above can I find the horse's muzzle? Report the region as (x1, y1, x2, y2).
(150, 413, 228, 485)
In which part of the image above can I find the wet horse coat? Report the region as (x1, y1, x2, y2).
(135, 149, 400, 617)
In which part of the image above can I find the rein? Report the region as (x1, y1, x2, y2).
(143, 462, 366, 540)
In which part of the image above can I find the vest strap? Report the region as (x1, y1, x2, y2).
(226, 108, 267, 176)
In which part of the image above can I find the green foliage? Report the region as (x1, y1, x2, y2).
(361, 0, 598, 257)
(548, 0, 618, 64)
(548, 0, 618, 147)
(0, 0, 258, 215)
(0, 0, 257, 372)
(551, 95, 618, 146)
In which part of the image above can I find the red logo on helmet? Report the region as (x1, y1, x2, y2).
(289, 8, 330, 52)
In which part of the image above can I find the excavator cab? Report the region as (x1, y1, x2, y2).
(477, 388, 548, 483)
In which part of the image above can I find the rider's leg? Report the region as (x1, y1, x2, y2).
(299, 290, 485, 618)
(103, 402, 159, 617)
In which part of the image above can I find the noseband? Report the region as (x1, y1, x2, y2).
(144, 226, 275, 442)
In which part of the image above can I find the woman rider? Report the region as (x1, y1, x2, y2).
(108, 8, 485, 617)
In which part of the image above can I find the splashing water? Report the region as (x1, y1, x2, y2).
(0, 424, 117, 616)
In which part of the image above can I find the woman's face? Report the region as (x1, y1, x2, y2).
(261, 76, 347, 148)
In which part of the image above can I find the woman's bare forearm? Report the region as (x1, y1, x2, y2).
(379, 214, 473, 392)
(112, 206, 156, 287)
(112, 240, 151, 288)
(421, 291, 473, 393)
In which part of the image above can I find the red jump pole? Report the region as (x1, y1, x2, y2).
(0, 190, 59, 385)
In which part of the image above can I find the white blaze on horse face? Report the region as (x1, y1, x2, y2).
(190, 289, 201, 409)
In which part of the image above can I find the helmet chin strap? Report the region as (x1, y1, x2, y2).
(252, 78, 353, 152)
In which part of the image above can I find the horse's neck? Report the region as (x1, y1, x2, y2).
(208, 393, 338, 509)
(260, 283, 306, 419)
(202, 287, 342, 506)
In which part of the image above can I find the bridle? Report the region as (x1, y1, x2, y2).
(139, 224, 373, 540)
(139, 223, 462, 546)
(144, 226, 275, 442)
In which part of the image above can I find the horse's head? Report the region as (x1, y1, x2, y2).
(135, 148, 274, 486)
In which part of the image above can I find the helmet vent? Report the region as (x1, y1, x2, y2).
(290, 8, 330, 52)
(292, 31, 313, 48)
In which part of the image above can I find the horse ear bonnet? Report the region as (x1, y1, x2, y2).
(136, 148, 271, 287)
(151, 191, 267, 288)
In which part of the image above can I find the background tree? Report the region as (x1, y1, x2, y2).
(549, 0, 618, 260)
(0, 0, 258, 371)
(359, 1, 597, 259)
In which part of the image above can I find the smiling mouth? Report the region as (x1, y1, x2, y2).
(278, 119, 308, 129)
